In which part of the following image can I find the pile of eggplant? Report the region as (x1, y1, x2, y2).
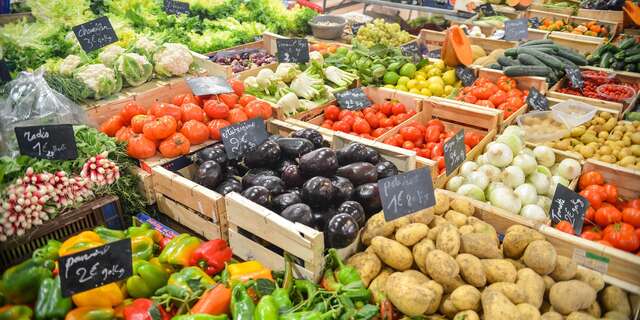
(193, 128, 399, 249)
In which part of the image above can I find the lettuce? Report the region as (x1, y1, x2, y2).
(26, 0, 94, 28)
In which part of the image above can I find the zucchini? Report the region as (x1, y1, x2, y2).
(518, 53, 545, 66)
(557, 48, 588, 66)
(624, 54, 640, 63)
(520, 39, 554, 47)
(489, 64, 503, 70)
(497, 56, 519, 67)
(619, 37, 636, 50)
(626, 47, 640, 57)
(505, 48, 518, 57)
(503, 65, 551, 77)
(600, 52, 613, 68)
(516, 47, 564, 70)
(589, 44, 609, 60)
(521, 45, 559, 51)
(624, 63, 637, 72)
(615, 51, 626, 60)
(556, 56, 577, 68)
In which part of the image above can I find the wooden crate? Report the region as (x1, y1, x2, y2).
(0, 12, 33, 25)
(576, 9, 624, 31)
(547, 32, 605, 55)
(528, 28, 551, 40)
(529, 3, 576, 16)
(548, 96, 621, 119)
(207, 32, 286, 79)
(418, 29, 518, 55)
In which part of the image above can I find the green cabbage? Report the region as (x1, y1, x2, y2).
(74, 64, 122, 100)
(116, 53, 152, 87)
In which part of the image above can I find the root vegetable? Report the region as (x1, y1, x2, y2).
(435, 192, 450, 215)
(370, 236, 413, 270)
(523, 240, 557, 275)
(384, 272, 435, 316)
(481, 289, 520, 320)
(368, 269, 391, 303)
(461, 232, 501, 259)
(436, 224, 461, 256)
(503, 225, 545, 258)
(426, 249, 460, 283)
(413, 237, 435, 274)
(602, 311, 631, 320)
(574, 268, 605, 292)
(488, 282, 527, 304)
(517, 268, 545, 308)
(456, 253, 486, 288)
(549, 256, 577, 281)
(395, 223, 428, 246)
(453, 310, 480, 320)
(361, 213, 394, 246)
(482, 259, 517, 283)
(445, 210, 468, 227)
(346, 252, 381, 287)
(600, 286, 631, 316)
(541, 311, 564, 320)
(451, 285, 481, 311)
(549, 280, 597, 314)
(517, 303, 541, 320)
(450, 197, 474, 216)
(565, 312, 597, 320)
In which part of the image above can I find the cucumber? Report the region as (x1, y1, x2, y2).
(619, 37, 636, 50)
(505, 48, 518, 57)
(615, 51, 626, 60)
(503, 65, 551, 77)
(521, 44, 559, 51)
(535, 48, 560, 55)
(497, 56, 519, 67)
(556, 56, 577, 68)
(557, 48, 588, 66)
(520, 39, 554, 47)
(489, 64, 503, 70)
(624, 54, 640, 63)
(518, 53, 545, 66)
(600, 52, 613, 68)
(626, 47, 640, 57)
(516, 47, 564, 70)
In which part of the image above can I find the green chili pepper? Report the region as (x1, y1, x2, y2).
(32, 240, 61, 263)
(254, 296, 278, 320)
(231, 283, 254, 320)
(280, 311, 321, 320)
(94, 227, 126, 243)
(173, 315, 228, 320)
(0, 305, 32, 320)
(327, 249, 360, 286)
(35, 277, 72, 320)
(272, 254, 293, 313)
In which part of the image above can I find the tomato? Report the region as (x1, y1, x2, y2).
(555, 220, 575, 235)
(602, 223, 640, 252)
(506, 96, 523, 109)
(402, 141, 415, 149)
(246, 100, 272, 119)
(131, 115, 155, 133)
(324, 105, 341, 121)
(379, 117, 394, 128)
(580, 189, 603, 210)
(203, 100, 230, 120)
(395, 113, 411, 124)
(594, 206, 622, 227)
(506, 88, 523, 97)
(172, 93, 188, 106)
(427, 119, 445, 132)
(371, 128, 388, 138)
(152, 103, 182, 121)
(208, 119, 230, 140)
(399, 126, 422, 142)
(497, 76, 516, 91)
(417, 148, 431, 158)
(497, 102, 517, 119)
(180, 103, 205, 122)
(228, 79, 244, 96)
(464, 132, 481, 148)
(431, 143, 444, 158)
(602, 184, 618, 204)
(360, 133, 374, 140)
(143, 115, 177, 141)
(127, 134, 157, 159)
(364, 113, 380, 129)
(332, 121, 351, 133)
(119, 102, 146, 125)
(391, 103, 406, 115)
(488, 90, 508, 107)
(585, 206, 596, 223)
(581, 230, 602, 241)
(476, 100, 495, 109)
(352, 117, 371, 134)
(471, 86, 492, 100)
(383, 137, 399, 147)
(219, 93, 239, 108)
(425, 125, 442, 143)
(462, 94, 478, 104)
(183, 94, 203, 107)
(115, 126, 133, 142)
(180, 120, 209, 145)
(435, 156, 445, 171)
(227, 108, 249, 124)
(100, 115, 124, 137)
(624, 199, 640, 209)
(158, 133, 191, 158)
(579, 171, 604, 190)
(584, 184, 607, 201)
(244, 102, 264, 120)
(238, 95, 257, 107)
(622, 208, 640, 227)
(380, 102, 393, 116)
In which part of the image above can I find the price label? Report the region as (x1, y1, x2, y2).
(401, 42, 421, 63)
(276, 38, 309, 63)
(572, 249, 609, 274)
(220, 118, 269, 159)
(351, 23, 365, 35)
(0, 60, 10, 82)
(526, 87, 549, 111)
(72, 16, 118, 53)
(428, 49, 441, 59)
(477, 3, 496, 16)
(186, 76, 234, 96)
(504, 19, 529, 41)
(443, 129, 466, 175)
(164, 0, 190, 15)
(15, 124, 78, 160)
(422, 0, 454, 9)
(335, 88, 372, 111)
(550, 184, 589, 234)
(59, 238, 133, 297)
(528, 17, 541, 29)
(565, 65, 584, 91)
(455, 66, 477, 87)
(380, 168, 436, 221)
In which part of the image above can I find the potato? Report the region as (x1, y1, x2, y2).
(541, 311, 564, 320)
(467, 217, 499, 245)
(368, 268, 391, 302)
(361, 213, 395, 246)
(488, 282, 527, 304)
(456, 253, 486, 288)
(602, 311, 631, 320)
(429, 216, 448, 228)
(481, 289, 521, 320)
(427, 224, 443, 241)
(439, 295, 459, 319)
(522, 240, 557, 275)
(517, 303, 541, 320)
(482, 259, 517, 283)
(370, 236, 413, 271)
(459, 225, 474, 235)
(549, 280, 597, 314)
(503, 225, 545, 259)
(601, 286, 631, 316)
(436, 224, 461, 256)
(585, 301, 601, 318)
(408, 208, 435, 225)
(461, 232, 501, 258)
(505, 258, 525, 270)
(565, 312, 597, 320)
(403, 269, 429, 283)
(575, 268, 605, 292)
(550, 255, 577, 281)
(453, 310, 479, 320)
(413, 237, 435, 274)
(395, 223, 429, 246)
(424, 280, 444, 314)
(516, 268, 545, 308)
(392, 216, 411, 231)
(346, 252, 381, 287)
(451, 197, 474, 216)
(441, 275, 466, 294)
(384, 272, 435, 316)
(426, 250, 460, 283)
(435, 192, 450, 215)
(449, 285, 481, 311)
(543, 275, 555, 293)
(445, 210, 468, 227)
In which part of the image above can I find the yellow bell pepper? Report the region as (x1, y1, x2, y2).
(228, 261, 273, 282)
(59, 231, 105, 257)
(71, 283, 124, 308)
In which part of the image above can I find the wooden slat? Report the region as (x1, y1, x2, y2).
(156, 194, 224, 240)
(582, 159, 640, 205)
(548, 32, 605, 55)
(133, 167, 155, 204)
(548, 97, 621, 120)
(333, 131, 418, 173)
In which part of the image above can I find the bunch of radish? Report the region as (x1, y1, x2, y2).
(81, 152, 120, 186)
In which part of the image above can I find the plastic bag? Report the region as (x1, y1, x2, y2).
(0, 71, 89, 157)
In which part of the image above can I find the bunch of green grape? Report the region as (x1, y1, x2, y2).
(354, 19, 413, 48)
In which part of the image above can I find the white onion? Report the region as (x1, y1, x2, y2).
(536, 165, 552, 177)
(476, 154, 489, 166)
(550, 164, 559, 176)
(457, 184, 486, 201)
(513, 154, 537, 175)
(503, 125, 524, 139)
(478, 164, 501, 182)
(500, 166, 525, 189)
(467, 171, 489, 190)
(537, 196, 552, 214)
(519, 147, 534, 157)
(533, 146, 555, 167)
(497, 134, 523, 154)
(548, 175, 570, 196)
(446, 176, 466, 192)
(527, 172, 550, 195)
(515, 184, 538, 205)
(558, 158, 581, 181)
(486, 143, 513, 168)
(489, 187, 522, 214)
(460, 161, 478, 177)
(520, 204, 547, 221)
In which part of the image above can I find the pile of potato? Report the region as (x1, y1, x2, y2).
(347, 190, 639, 320)
(544, 111, 640, 169)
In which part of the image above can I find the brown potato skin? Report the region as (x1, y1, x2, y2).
(346, 251, 381, 287)
(456, 253, 486, 288)
(482, 259, 517, 283)
(522, 240, 557, 275)
(600, 286, 631, 316)
(549, 280, 597, 315)
(503, 225, 545, 259)
(370, 236, 413, 271)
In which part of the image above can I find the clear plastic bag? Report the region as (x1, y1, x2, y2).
(0, 71, 89, 157)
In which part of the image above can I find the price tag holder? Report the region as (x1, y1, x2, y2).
(164, 0, 190, 15)
(72, 16, 119, 53)
(186, 76, 234, 96)
(59, 238, 133, 297)
(528, 17, 541, 29)
(276, 38, 309, 63)
(0, 60, 10, 82)
(335, 88, 372, 111)
(422, 0, 454, 9)
(526, 87, 549, 111)
(428, 49, 441, 59)
(565, 65, 584, 91)
(380, 168, 436, 221)
(504, 19, 528, 41)
(550, 184, 589, 234)
(15, 124, 78, 160)
(351, 23, 365, 35)
(401, 42, 421, 63)
(477, 3, 496, 16)
(221, 118, 269, 159)
(455, 66, 476, 87)
(443, 129, 466, 175)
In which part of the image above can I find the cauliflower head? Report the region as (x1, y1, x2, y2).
(153, 43, 194, 78)
(133, 36, 158, 59)
(59, 55, 83, 76)
(74, 64, 122, 100)
(117, 53, 153, 87)
(98, 45, 126, 66)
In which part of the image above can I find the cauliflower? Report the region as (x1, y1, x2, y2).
(275, 63, 300, 83)
(74, 64, 122, 100)
(153, 43, 194, 77)
(59, 55, 83, 76)
(133, 36, 158, 59)
(98, 45, 126, 66)
(117, 53, 153, 87)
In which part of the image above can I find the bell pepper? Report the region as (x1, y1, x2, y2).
(228, 261, 272, 282)
(149, 257, 174, 275)
(189, 240, 232, 275)
(71, 283, 124, 308)
(126, 260, 169, 299)
(327, 249, 360, 286)
(35, 277, 72, 320)
(155, 267, 215, 299)
(1, 258, 53, 304)
(131, 236, 155, 261)
(32, 240, 62, 263)
(230, 283, 254, 320)
(0, 306, 33, 320)
(190, 284, 231, 316)
(158, 234, 201, 266)
(126, 223, 161, 243)
(65, 307, 114, 320)
(254, 295, 278, 320)
(173, 315, 227, 320)
(94, 227, 126, 243)
(58, 231, 105, 257)
(123, 299, 170, 320)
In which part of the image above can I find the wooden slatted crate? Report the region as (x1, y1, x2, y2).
(206, 32, 286, 79)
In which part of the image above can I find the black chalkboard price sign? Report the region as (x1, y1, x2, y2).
(401, 42, 421, 63)
(351, 23, 365, 35)
(15, 124, 78, 160)
(504, 19, 529, 41)
(59, 238, 133, 297)
(164, 0, 190, 15)
(566, 65, 584, 91)
(72, 16, 119, 53)
(276, 38, 310, 63)
(443, 129, 466, 175)
(477, 3, 496, 16)
(221, 118, 269, 159)
(380, 168, 436, 221)
(186, 76, 234, 96)
(335, 88, 372, 111)
(526, 87, 549, 111)
(455, 66, 476, 87)
(550, 184, 589, 234)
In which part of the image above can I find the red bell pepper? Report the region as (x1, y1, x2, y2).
(189, 239, 233, 275)
(296, 0, 323, 13)
(123, 299, 170, 320)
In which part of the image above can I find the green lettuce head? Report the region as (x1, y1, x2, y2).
(117, 52, 153, 87)
(74, 64, 123, 100)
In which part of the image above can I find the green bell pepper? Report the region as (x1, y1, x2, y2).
(32, 240, 61, 263)
(158, 234, 201, 266)
(254, 295, 278, 320)
(231, 283, 254, 320)
(327, 249, 360, 286)
(127, 223, 161, 243)
(155, 267, 215, 299)
(0, 306, 32, 320)
(94, 227, 125, 243)
(1, 258, 53, 304)
(131, 236, 155, 261)
(35, 277, 72, 320)
(126, 260, 169, 298)
(173, 315, 228, 320)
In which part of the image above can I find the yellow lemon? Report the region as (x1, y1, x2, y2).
(406, 79, 418, 89)
(418, 80, 429, 89)
(414, 74, 427, 82)
(397, 76, 410, 87)
(428, 82, 444, 97)
(396, 84, 408, 92)
(420, 88, 432, 96)
(409, 88, 421, 94)
(414, 71, 427, 79)
(442, 70, 456, 85)
(427, 76, 444, 86)
(427, 68, 442, 77)
(444, 85, 454, 96)
(433, 59, 446, 70)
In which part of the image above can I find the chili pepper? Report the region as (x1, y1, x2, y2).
(127, 223, 162, 243)
(231, 283, 255, 320)
(189, 240, 233, 275)
(58, 231, 105, 256)
(123, 298, 170, 320)
(228, 261, 272, 282)
(173, 315, 228, 320)
(32, 240, 62, 263)
(65, 307, 115, 320)
(131, 236, 155, 261)
(126, 260, 169, 299)
(272, 254, 293, 313)
(254, 295, 278, 320)
(158, 266, 215, 299)
(94, 227, 126, 243)
(71, 283, 124, 308)
(0, 305, 33, 320)
(294, 280, 317, 300)
(279, 311, 321, 320)
(340, 287, 370, 303)
(1, 258, 53, 304)
(379, 299, 392, 320)
(35, 277, 72, 320)
(159, 234, 201, 266)
(190, 284, 231, 316)
(319, 269, 341, 292)
(327, 249, 360, 286)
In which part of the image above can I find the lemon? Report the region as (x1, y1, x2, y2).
(384, 84, 395, 89)
(429, 82, 444, 97)
(410, 88, 421, 94)
(442, 70, 456, 85)
(427, 76, 444, 86)
(397, 76, 410, 87)
(433, 59, 445, 70)
(420, 88, 432, 96)
(427, 68, 442, 77)
(444, 85, 454, 96)
(418, 80, 429, 89)
(396, 84, 408, 92)
(406, 79, 418, 89)
(422, 64, 434, 72)
(414, 74, 427, 81)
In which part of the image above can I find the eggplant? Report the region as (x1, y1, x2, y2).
(249, 175, 285, 196)
(277, 138, 314, 158)
(299, 148, 338, 177)
(241, 186, 271, 208)
(337, 201, 365, 228)
(195, 147, 228, 165)
(281, 165, 305, 188)
(337, 143, 379, 165)
(286, 187, 303, 197)
(330, 176, 354, 203)
(215, 179, 243, 195)
(242, 168, 277, 187)
(312, 207, 338, 232)
(363, 147, 381, 164)
(353, 183, 381, 216)
(290, 128, 326, 149)
(275, 159, 297, 176)
(244, 140, 281, 169)
(325, 213, 358, 249)
(194, 161, 223, 190)
(302, 176, 335, 208)
(268, 134, 281, 142)
(223, 164, 240, 179)
(336, 162, 378, 186)
(280, 203, 314, 227)
(272, 192, 302, 213)
(376, 160, 398, 179)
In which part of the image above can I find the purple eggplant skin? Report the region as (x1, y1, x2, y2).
(224, 164, 240, 179)
(353, 183, 381, 216)
(325, 213, 359, 249)
(216, 178, 243, 195)
(336, 162, 378, 186)
(272, 192, 302, 213)
(275, 159, 297, 176)
(281, 164, 305, 188)
(376, 160, 398, 179)
(299, 148, 338, 177)
(312, 207, 338, 232)
(242, 168, 278, 188)
(277, 138, 315, 158)
(290, 128, 326, 149)
(336, 143, 380, 165)
(250, 175, 285, 196)
(195, 146, 227, 165)
(194, 161, 223, 190)
(330, 176, 354, 204)
(241, 186, 271, 208)
(302, 176, 335, 208)
(337, 201, 365, 228)
(245, 140, 281, 169)
(280, 203, 314, 227)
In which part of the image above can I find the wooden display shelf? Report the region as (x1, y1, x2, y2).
(547, 32, 605, 54)
(418, 29, 518, 55)
(527, 10, 618, 44)
(576, 9, 625, 31)
(547, 96, 621, 119)
(529, 3, 576, 16)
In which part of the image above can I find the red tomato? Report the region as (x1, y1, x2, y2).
(238, 95, 257, 107)
(425, 125, 442, 143)
(244, 102, 265, 120)
(372, 127, 388, 138)
(383, 137, 399, 147)
(364, 113, 380, 129)
(427, 119, 445, 132)
(379, 118, 394, 128)
(324, 105, 341, 121)
(432, 143, 444, 157)
(180, 120, 209, 145)
(100, 115, 124, 137)
(391, 103, 406, 115)
(435, 156, 445, 171)
(395, 113, 411, 124)
(506, 88, 523, 97)
(181, 103, 205, 122)
(352, 118, 371, 134)
(115, 126, 134, 142)
(622, 208, 640, 227)
(594, 206, 622, 227)
(152, 103, 182, 122)
(462, 94, 478, 104)
(380, 102, 393, 116)
(584, 184, 607, 201)
(203, 100, 230, 120)
(227, 108, 248, 124)
(119, 102, 146, 125)
(602, 223, 640, 252)
(338, 110, 354, 120)
(506, 96, 523, 109)
(581, 230, 602, 241)
(417, 148, 431, 158)
(229, 79, 244, 96)
(471, 87, 492, 100)
(208, 119, 230, 140)
(580, 189, 603, 210)
(402, 141, 415, 149)
(476, 100, 495, 109)
(399, 126, 422, 142)
(131, 114, 155, 133)
(585, 206, 596, 223)
(341, 115, 356, 128)
(182, 94, 202, 107)
(555, 220, 575, 235)
(488, 91, 508, 107)
(602, 184, 618, 204)
(332, 121, 351, 133)
(497, 76, 516, 91)
(464, 132, 481, 148)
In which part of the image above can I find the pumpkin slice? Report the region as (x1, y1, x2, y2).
(625, 0, 640, 26)
(443, 25, 473, 66)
